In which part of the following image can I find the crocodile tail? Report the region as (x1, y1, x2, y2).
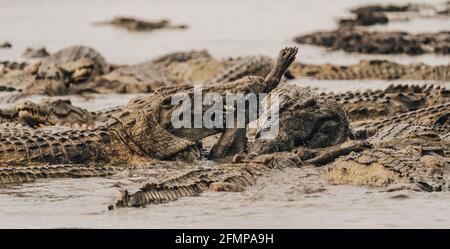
(356, 102, 450, 136)
(0, 164, 118, 185)
(0, 127, 115, 166)
(114, 166, 256, 208)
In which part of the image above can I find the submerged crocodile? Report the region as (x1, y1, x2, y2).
(95, 16, 187, 32)
(338, 3, 447, 27)
(291, 60, 450, 81)
(294, 29, 450, 55)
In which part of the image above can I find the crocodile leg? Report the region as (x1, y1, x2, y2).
(208, 128, 247, 160)
(263, 47, 298, 92)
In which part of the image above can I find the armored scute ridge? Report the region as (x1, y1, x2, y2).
(321, 84, 450, 122)
(291, 60, 450, 81)
(0, 165, 118, 185)
(0, 47, 298, 167)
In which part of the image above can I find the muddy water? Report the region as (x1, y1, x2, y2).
(0, 0, 450, 228)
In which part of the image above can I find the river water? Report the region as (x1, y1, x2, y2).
(0, 0, 449, 228)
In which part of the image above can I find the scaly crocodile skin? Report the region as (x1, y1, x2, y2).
(0, 164, 118, 185)
(291, 60, 450, 81)
(327, 130, 450, 191)
(354, 102, 450, 138)
(294, 29, 450, 55)
(321, 84, 450, 122)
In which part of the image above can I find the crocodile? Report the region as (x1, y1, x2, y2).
(158, 51, 275, 85)
(327, 122, 450, 191)
(294, 29, 450, 55)
(0, 47, 298, 169)
(338, 3, 446, 27)
(113, 151, 301, 208)
(22, 47, 50, 59)
(0, 164, 119, 185)
(290, 60, 450, 81)
(320, 84, 450, 123)
(0, 99, 96, 128)
(245, 84, 351, 156)
(112, 82, 357, 208)
(326, 97, 449, 191)
(95, 16, 187, 32)
(96, 51, 275, 93)
(353, 101, 450, 138)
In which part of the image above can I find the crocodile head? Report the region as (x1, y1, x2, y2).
(248, 86, 351, 155)
(16, 99, 94, 127)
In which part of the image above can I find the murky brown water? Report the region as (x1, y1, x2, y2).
(0, 0, 449, 228)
